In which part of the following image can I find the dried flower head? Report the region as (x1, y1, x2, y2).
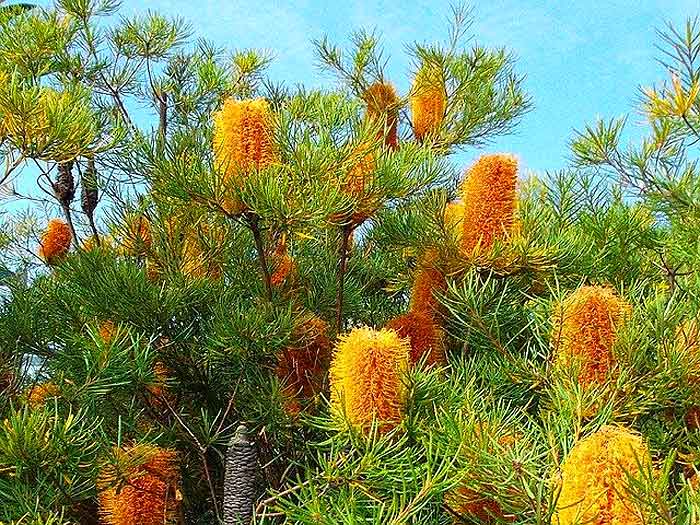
(410, 250, 447, 320)
(410, 64, 447, 141)
(213, 98, 277, 215)
(26, 382, 60, 408)
(552, 285, 631, 388)
(556, 425, 649, 525)
(275, 317, 331, 416)
(461, 154, 518, 254)
(39, 218, 72, 264)
(363, 81, 399, 150)
(386, 311, 446, 367)
(329, 327, 409, 432)
(99, 444, 181, 525)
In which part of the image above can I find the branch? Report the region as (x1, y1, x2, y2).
(335, 224, 353, 332)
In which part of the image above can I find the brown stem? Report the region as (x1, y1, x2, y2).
(246, 213, 273, 301)
(61, 203, 80, 249)
(159, 92, 168, 139)
(87, 213, 101, 247)
(335, 224, 353, 332)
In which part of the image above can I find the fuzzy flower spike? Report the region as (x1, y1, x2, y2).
(39, 218, 72, 264)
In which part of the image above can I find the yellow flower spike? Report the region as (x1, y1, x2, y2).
(444, 200, 465, 241)
(555, 425, 650, 525)
(461, 154, 518, 255)
(410, 63, 447, 141)
(551, 285, 631, 389)
(329, 327, 409, 433)
(385, 310, 446, 367)
(99, 444, 181, 525)
(26, 382, 60, 408)
(409, 249, 447, 320)
(363, 81, 399, 150)
(39, 218, 72, 264)
(213, 98, 277, 215)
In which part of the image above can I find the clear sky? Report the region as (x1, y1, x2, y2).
(108, 0, 698, 176)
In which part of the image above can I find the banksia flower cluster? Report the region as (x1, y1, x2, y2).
(555, 425, 649, 525)
(409, 250, 447, 320)
(386, 310, 446, 367)
(444, 200, 465, 240)
(410, 64, 447, 141)
(275, 316, 331, 415)
(39, 218, 72, 264)
(674, 319, 700, 427)
(329, 327, 409, 432)
(26, 382, 60, 408)
(99, 445, 181, 525)
(461, 154, 518, 254)
(213, 98, 277, 215)
(552, 285, 631, 388)
(121, 215, 152, 257)
(223, 425, 259, 525)
(180, 224, 225, 280)
(363, 81, 399, 150)
(270, 236, 295, 287)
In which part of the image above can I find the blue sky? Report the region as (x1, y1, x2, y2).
(111, 0, 698, 175)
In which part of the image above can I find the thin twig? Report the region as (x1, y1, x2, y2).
(335, 224, 353, 332)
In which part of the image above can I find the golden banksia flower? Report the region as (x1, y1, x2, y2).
(270, 236, 296, 288)
(410, 64, 447, 141)
(552, 285, 631, 388)
(180, 223, 225, 280)
(674, 319, 700, 428)
(121, 215, 152, 257)
(26, 382, 60, 408)
(275, 317, 331, 416)
(213, 98, 277, 215)
(363, 81, 399, 150)
(39, 218, 72, 264)
(410, 250, 447, 320)
(555, 425, 649, 525)
(386, 311, 446, 367)
(99, 444, 181, 525)
(329, 327, 409, 432)
(461, 154, 518, 254)
(444, 200, 465, 240)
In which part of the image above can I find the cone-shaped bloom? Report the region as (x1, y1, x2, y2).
(329, 327, 409, 432)
(410, 250, 447, 319)
(363, 81, 399, 149)
(552, 285, 631, 388)
(99, 320, 117, 345)
(99, 445, 181, 525)
(270, 236, 295, 287)
(121, 215, 152, 257)
(675, 319, 700, 428)
(213, 98, 277, 215)
(444, 200, 465, 239)
(461, 154, 518, 254)
(39, 219, 71, 264)
(386, 311, 446, 367)
(556, 425, 649, 525)
(275, 317, 331, 415)
(26, 382, 59, 408)
(181, 224, 225, 280)
(410, 64, 447, 141)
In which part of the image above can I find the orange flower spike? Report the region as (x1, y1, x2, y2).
(410, 250, 447, 319)
(329, 327, 409, 432)
(270, 236, 295, 287)
(410, 64, 447, 141)
(99, 320, 117, 345)
(213, 98, 277, 214)
(99, 445, 181, 525)
(122, 215, 152, 257)
(386, 311, 446, 367)
(363, 81, 400, 150)
(556, 425, 649, 525)
(39, 218, 72, 264)
(444, 200, 465, 240)
(461, 154, 518, 254)
(552, 285, 631, 388)
(275, 317, 331, 415)
(26, 382, 60, 408)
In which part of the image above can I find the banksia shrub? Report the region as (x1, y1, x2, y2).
(461, 154, 518, 254)
(555, 425, 649, 525)
(275, 317, 331, 415)
(410, 64, 447, 141)
(385, 310, 446, 367)
(363, 81, 399, 150)
(552, 285, 631, 388)
(410, 250, 447, 320)
(213, 98, 277, 215)
(99, 445, 181, 525)
(26, 382, 60, 408)
(329, 327, 409, 432)
(39, 219, 71, 264)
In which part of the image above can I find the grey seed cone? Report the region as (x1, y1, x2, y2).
(223, 424, 259, 525)
(54, 161, 75, 206)
(81, 159, 98, 215)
